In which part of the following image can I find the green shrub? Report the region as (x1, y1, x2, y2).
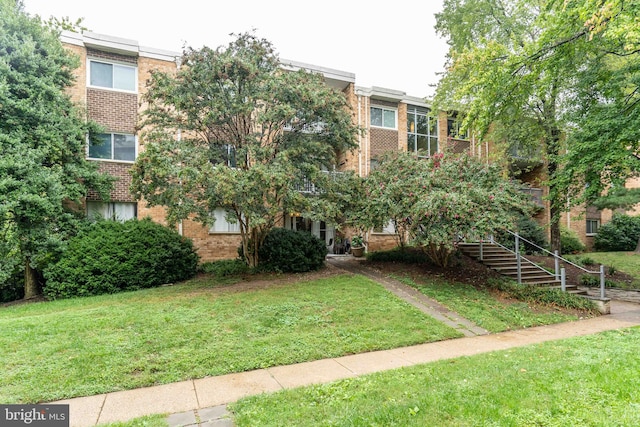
(560, 227, 585, 255)
(198, 259, 250, 276)
(490, 279, 596, 312)
(258, 228, 327, 273)
(43, 218, 199, 299)
(0, 266, 24, 303)
(579, 274, 622, 288)
(579, 274, 599, 287)
(574, 256, 596, 267)
(594, 214, 640, 252)
(494, 215, 548, 255)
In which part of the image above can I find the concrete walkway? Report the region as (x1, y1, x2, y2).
(49, 262, 640, 427)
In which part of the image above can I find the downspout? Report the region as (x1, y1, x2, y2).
(365, 96, 370, 176)
(176, 56, 184, 236)
(177, 127, 183, 236)
(358, 94, 362, 177)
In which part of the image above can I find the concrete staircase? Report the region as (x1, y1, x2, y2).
(457, 242, 587, 294)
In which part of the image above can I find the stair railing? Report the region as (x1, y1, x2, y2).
(480, 236, 553, 284)
(494, 231, 606, 298)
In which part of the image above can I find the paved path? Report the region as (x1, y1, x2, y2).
(582, 286, 640, 304)
(48, 261, 640, 427)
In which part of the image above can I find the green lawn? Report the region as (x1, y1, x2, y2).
(572, 251, 640, 284)
(0, 274, 461, 404)
(231, 327, 640, 426)
(394, 276, 587, 332)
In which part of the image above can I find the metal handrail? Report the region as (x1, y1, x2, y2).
(469, 231, 607, 298)
(479, 238, 554, 278)
(501, 230, 606, 298)
(504, 231, 600, 275)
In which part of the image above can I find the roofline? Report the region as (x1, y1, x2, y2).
(60, 30, 180, 62)
(279, 58, 355, 85)
(355, 86, 432, 108)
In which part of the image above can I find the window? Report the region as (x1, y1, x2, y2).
(407, 106, 438, 156)
(210, 208, 241, 233)
(447, 116, 469, 140)
(586, 219, 600, 236)
(88, 133, 136, 161)
(89, 60, 137, 92)
(374, 220, 397, 234)
(370, 106, 396, 129)
(87, 201, 137, 222)
(217, 144, 237, 168)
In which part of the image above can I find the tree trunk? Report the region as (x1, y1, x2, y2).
(549, 205, 561, 254)
(543, 92, 563, 254)
(23, 258, 41, 299)
(635, 236, 640, 253)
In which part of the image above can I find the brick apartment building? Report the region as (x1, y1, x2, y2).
(61, 30, 622, 261)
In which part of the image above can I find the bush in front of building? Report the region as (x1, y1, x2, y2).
(0, 267, 24, 303)
(198, 259, 250, 277)
(560, 227, 586, 254)
(365, 247, 428, 264)
(594, 214, 640, 252)
(495, 214, 549, 254)
(258, 228, 327, 273)
(43, 218, 199, 299)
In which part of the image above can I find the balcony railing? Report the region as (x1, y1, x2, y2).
(295, 171, 343, 194)
(518, 186, 544, 208)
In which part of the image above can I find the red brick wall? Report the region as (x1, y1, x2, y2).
(182, 219, 243, 262)
(87, 161, 134, 202)
(370, 128, 399, 158)
(65, 44, 86, 105)
(87, 89, 138, 133)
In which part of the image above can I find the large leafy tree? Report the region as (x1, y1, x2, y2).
(555, 1, 640, 208)
(0, 0, 112, 298)
(358, 152, 530, 267)
(433, 0, 618, 252)
(435, 1, 640, 252)
(131, 32, 359, 267)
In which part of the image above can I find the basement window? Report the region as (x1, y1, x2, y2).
(586, 219, 600, 236)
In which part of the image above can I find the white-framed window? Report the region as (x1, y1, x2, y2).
(586, 219, 600, 236)
(87, 201, 137, 222)
(88, 133, 136, 162)
(407, 106, 438, 157)
(370, 106, 397, 129)
(373, 220, 397, 234)
(88, 59, 137, 92)
(210, 208, 241, 233)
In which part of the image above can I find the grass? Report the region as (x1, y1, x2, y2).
(0, 273, 462, 404)
(570, 251, 640, 287)
(230, 327, 640, 426)
(393, 276, 589, 333)
(99, 414, 167, 427)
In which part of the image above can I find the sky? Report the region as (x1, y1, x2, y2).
(22, 0, 450, 98)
